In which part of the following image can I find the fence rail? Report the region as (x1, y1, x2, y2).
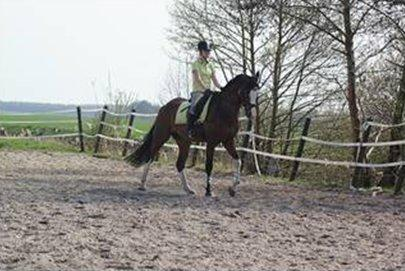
(0, 120, 77, 124)
(2, 106, 405, 173)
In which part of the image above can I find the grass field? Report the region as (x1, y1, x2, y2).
(0, 113, 154, 151)
(0, 114, 78, 135)
(0, 138, 78, 152)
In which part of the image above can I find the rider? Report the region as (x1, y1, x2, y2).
(187, 41, 222, 136)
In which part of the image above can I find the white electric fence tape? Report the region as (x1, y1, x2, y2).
(3, 108, 405, 169)
(0, 120, 77, 124)
(0, 133, 79, 140)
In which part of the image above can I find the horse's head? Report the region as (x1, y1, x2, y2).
(223, 72, 260, 119)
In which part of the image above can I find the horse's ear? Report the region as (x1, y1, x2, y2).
(255, 71, 261, 84)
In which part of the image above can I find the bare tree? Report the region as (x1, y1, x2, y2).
(366, 0, 405, 190)
(168, 0, 335, 157)
(256, 0, 339, 155)
(159, 56, 192, 105)
(169, 0, 270, 171)
(284, 0, 388, 146)
(168, 0, 402, 184)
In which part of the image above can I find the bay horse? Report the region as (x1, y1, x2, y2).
(125, 72, 259, 196)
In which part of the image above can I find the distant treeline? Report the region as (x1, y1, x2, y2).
(0, 100, 160, 114)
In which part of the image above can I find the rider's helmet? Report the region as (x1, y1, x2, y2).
(197, 41, 212, 52)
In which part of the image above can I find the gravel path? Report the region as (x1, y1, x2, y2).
(0, 150, 404, 271)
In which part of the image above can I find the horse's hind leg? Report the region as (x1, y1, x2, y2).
(173, 135, 195, 195)
(139, 123, 171, 190)
(223, 140, 241, 197)
(139, 160, 152, 190)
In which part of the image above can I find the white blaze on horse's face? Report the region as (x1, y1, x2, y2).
(249, 89, 258, 105)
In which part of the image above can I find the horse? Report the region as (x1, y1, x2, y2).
(125, 72, 260, 197)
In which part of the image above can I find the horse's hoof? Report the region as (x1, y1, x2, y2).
(205, 191, 212, 197)
(229, 187, 236, 197)
(138, 187, 146, 191)
(187, 189, 196, 195)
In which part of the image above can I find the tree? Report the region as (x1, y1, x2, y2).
(159, 57, 192, 104)
(367, 0, 405, 190)
(169, 0, 270, 171)
(169, 0, 343, 174)
(259, 0, 338, 155)
(285, 2, 383, 135)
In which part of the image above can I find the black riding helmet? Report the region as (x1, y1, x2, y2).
(197, 41, 212, 52)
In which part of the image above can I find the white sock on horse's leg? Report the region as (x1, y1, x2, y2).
(232, 159, 242, 189)
(178, 171, 195, 194)
(205, 174, 213, 196)
(140, 160, 152, 189)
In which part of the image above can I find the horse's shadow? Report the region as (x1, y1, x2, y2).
(76, 186, 192, 205)
(68, 180, 280, 213)
(7, 175, 404, 215)
(68, 182, 403, 215)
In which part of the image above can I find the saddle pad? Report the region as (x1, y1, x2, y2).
(175, 96, 212, 125)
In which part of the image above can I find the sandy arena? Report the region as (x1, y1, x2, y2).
(0, 150, 404, 270)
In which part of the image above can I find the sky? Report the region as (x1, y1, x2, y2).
(0, 0, 175, 104)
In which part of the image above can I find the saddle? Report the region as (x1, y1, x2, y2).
(175, 91, 213, 125)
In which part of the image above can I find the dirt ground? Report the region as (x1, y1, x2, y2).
(0, 150, 404, 271)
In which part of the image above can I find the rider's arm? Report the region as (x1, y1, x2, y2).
(192, 69, 205, 90)
(212, 71, 222, 89)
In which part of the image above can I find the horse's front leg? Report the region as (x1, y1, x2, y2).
(224, 140, 241, 197)
(205, 143, 216, 197)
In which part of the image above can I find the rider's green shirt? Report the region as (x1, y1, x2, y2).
(191, 58, 216, 92)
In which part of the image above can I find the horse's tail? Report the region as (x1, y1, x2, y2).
(124, 124, 155, 167)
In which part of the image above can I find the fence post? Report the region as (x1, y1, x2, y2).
(394, 145, 405, 195)
(76, 106, 85, 152)
(122, 108, 136, 156)
(352, 119, 372, 188)
(94, 105, 108, 155)
(289, 117, 311, 181)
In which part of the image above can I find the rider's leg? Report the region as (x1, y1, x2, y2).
(194, 89, 212, 117)
(187, 91, 204, 135)
(186, 114, 198, 135)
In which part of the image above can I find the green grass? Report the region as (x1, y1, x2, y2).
(0, 139, 78, 152)
(0, 113, 153, 136)
(0, 114, 79, 135)
(0, 114, 75, 122)
(259, 174, 347, 189)
(131, 117, 154, 139)
(0, 113, 154, 152)
(0, 113, 82, 152)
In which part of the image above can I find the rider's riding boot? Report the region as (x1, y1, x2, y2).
(187, 113, 198, 137)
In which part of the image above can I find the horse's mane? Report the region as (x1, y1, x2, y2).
(221, 74, 250, 92)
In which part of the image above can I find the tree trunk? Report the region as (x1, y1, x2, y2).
(343, 0, 361, 147)
(394, 144, 405, 195)
(266, 1, 283, 154)
(240, 3, 257, 173)
(382, 63, 405, 187)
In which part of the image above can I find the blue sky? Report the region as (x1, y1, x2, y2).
(0, 0, 174, 104)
